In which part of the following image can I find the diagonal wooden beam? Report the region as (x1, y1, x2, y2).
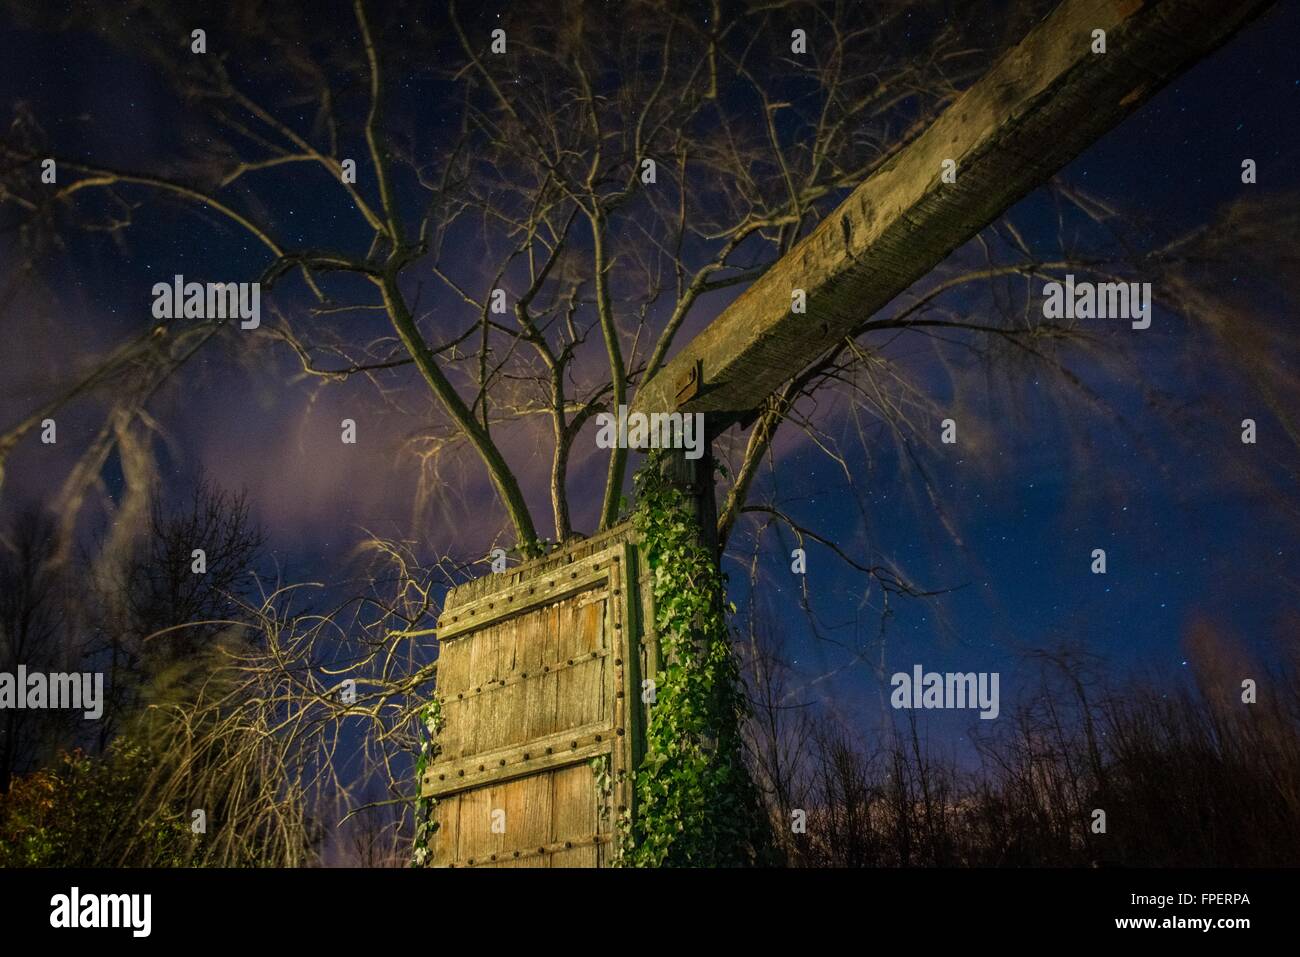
(632, 0, 1274, 417)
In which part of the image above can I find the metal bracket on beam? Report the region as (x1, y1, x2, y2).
(674, 358, 703, 407)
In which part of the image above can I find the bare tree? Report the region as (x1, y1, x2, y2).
(0, 507, 74, 792)
(0, 0, 1060, 548)
(1, 0, 1296, 862)
(86, 477, 263, 748)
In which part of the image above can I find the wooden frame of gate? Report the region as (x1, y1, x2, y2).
(421, 525, 657, 867)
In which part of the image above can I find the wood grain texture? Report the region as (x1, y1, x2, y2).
(428, 535, 641, 867)
(631, 0, 1275, 417)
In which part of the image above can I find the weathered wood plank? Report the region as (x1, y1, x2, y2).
(494, 614, 524, 750)
(631, 0, 1274, 417)
(532, 601, 562, 740)
(550, 762, 600, 868)
(611, 546, 637, 825)
(455, 782, 495, 865)
(426, 535, 642, 866)
(424, 730, 611, 799)
(462, 625, 497, 758)
(439, 527, 633, 617)
(504, 770, 553, 862)
(437, 560, 615, 642)
(555, 599, 587, 732)
(432, 792, 461, 867)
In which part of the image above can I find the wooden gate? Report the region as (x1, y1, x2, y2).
(422, 528, 654, 867)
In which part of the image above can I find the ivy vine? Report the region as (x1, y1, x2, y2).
(623, 449, 772, 867)
(589, 753, 629, 863)
(410, 695, 444, 868)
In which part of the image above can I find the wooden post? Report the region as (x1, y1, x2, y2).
(657, 443, 720, 564)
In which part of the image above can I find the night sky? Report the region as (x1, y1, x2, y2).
(2, 0, 1298, 768)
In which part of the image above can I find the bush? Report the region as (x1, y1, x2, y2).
(0, 741, 199, 867)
